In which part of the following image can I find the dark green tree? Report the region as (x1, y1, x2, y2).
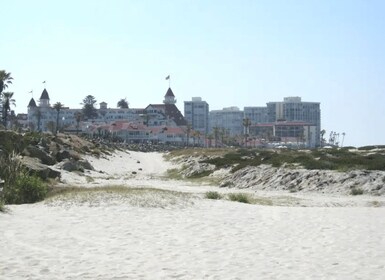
(117, 98, 129, 109)
(2, 92, 15, 128)
(81, 95, 98, 120)
(0, 70, 13, 94)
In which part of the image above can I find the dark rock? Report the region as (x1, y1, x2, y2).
(23, 145, 56, 166)
(78, 159, 94, 171)
(60, 160, 80, 172)
(55, 150, 71, 162)
(21, 156, 61, 180)
(59, 159, 94, 172)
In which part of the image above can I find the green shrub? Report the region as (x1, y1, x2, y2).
(0, 152, 48, 204)
(0, 152, 23, 188)
(0, 200, 5, 212)
(205, 191, 222, 200)
(228, 193, 252, 204)
(351, 187, 364, 195)
(4, 174, 47, 204)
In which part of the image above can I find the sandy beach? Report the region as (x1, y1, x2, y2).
(1, 150, 385, 279)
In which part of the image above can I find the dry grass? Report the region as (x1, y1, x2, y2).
(164, 148, 233, 161)
(166, 168, 221, 186)
(45, 186, 195, 208)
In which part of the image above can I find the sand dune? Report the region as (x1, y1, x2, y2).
(1, 150, 385, 279)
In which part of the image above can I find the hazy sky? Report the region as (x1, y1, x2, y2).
(2, 0, 384, 147)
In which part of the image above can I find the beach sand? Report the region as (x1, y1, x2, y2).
(1, 150, 385, 279)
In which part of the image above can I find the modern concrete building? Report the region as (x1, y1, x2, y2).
(184, 97, 209, 136)
(244, 106, 268, 125)
(250, 121, 317, 148)
(209, 106, 244, 137)
(266, 97, 321, 147)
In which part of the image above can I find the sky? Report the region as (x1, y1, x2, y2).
(1, 0, 385, 147)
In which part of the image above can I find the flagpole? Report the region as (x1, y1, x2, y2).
(165, 75, 171, 88)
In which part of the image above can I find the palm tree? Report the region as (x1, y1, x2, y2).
(242, 118, 251, 147)
(207, 134, 214, 148)
(320, 129, 326, 147)
(0, 70, 13, 94)
(53, 102, 64, 135)
(213, 126, 220, 147)
(185, 124, 191, 146)
(1, 92, 15, 129)
(117, 98, 129, 109)
(74, 111, 83, 135)
(341, 132, 346, 147)
(196, 130, 201, 146)
(220, 127, 226, 146)
(34, 109, 42, 131)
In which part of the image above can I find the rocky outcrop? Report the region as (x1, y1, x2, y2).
(169, 154, 385, 196)
(55, 150, 72, 162)
(22, 145, 56, 166)
(172, 155, 216, 178)
(0, 131, 101, 181)
(219, 165, 385, 196)
(20, 156, 61, 180)
(58, 159, 94, 172)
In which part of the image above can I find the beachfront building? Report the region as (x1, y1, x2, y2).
(143, 88, 187, 128)
(266, 97, 321, 147)
(25, 87, 190, 144)
(244, 106, 268, 124)
(89, 121, 187, 144)
(250, 121, 317, 148)
(27, 89, 55, 132)
(85, 87, 189, 145)
(26, 88, 137, 132)
(184, 97, 209, 136)
(209, 106, 244, 137)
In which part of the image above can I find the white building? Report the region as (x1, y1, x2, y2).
(184, 97, 209, 136)
(266, 97, 321, 147)
(244, 106, 268, 124)
(209, 106, 244, 136)
(27, 88, 137, 132)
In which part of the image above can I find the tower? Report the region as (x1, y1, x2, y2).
(39, 88, 50, 107)
(163, 88, 176, 104)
